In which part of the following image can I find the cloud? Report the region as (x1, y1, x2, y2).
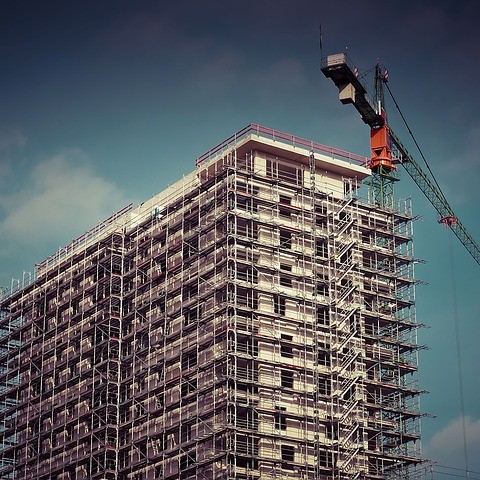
(99, 11, 169, 50)
(464, 124, 480, 168)
(423, 416, 480, 474)
(249, 58, 308, 90)
(0, 150, 130, 247)
(400, 5, 449, 47)
(0, 161, 12, 184)
(0, 127, 27, 188)
(0, 127, 27, 152)
(187, 50, 245, 93)
(437, 122, 480, 205)
(98, 8, 215, 58)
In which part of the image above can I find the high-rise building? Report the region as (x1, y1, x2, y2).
(0, 124, 423, 480)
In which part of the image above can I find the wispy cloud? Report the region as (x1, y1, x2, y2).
(99, 11, 170, 50)
(401, 5, 449, 47)
(0, 162, 12, 185)
(249, 58, 308, 90)
(438, 122, 480, 205)
(423, 416, 480, 474)
(0, 150, 130, 247)
(0, 127, 27, 187)
(188, 54, 310, 100)
(98, 8, 214, 58)
(188, 50, 245, 93)
(0, 126, 27, 152)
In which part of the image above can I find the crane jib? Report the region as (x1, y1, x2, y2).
(321, 53, 480, 266)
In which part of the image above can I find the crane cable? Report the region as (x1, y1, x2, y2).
(448, 231, 471, 479)
(383, 82, 449, 205)
(384, 78, 471, 478)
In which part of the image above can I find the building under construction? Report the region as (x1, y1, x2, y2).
(0, 124, 424, 480)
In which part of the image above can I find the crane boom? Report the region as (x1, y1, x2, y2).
(321, 53, 480, 266)
(389, 129, 480, 266)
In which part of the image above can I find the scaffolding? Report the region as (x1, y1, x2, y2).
(0, 124, 424, 479)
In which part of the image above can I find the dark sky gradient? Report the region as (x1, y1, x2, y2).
(0, 1, 479, 475)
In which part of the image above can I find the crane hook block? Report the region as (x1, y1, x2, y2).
(438, 215, 458, 227)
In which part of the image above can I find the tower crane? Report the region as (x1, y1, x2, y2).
(321, 53, 480, 266)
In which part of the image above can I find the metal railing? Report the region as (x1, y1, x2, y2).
(195, 123, 368, 167)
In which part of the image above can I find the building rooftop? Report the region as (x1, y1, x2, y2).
(3, 124, 370, 301)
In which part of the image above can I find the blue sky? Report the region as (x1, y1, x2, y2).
(0, 1, 479, 476)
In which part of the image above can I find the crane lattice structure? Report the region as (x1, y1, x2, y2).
(321, 53, 480, 266)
